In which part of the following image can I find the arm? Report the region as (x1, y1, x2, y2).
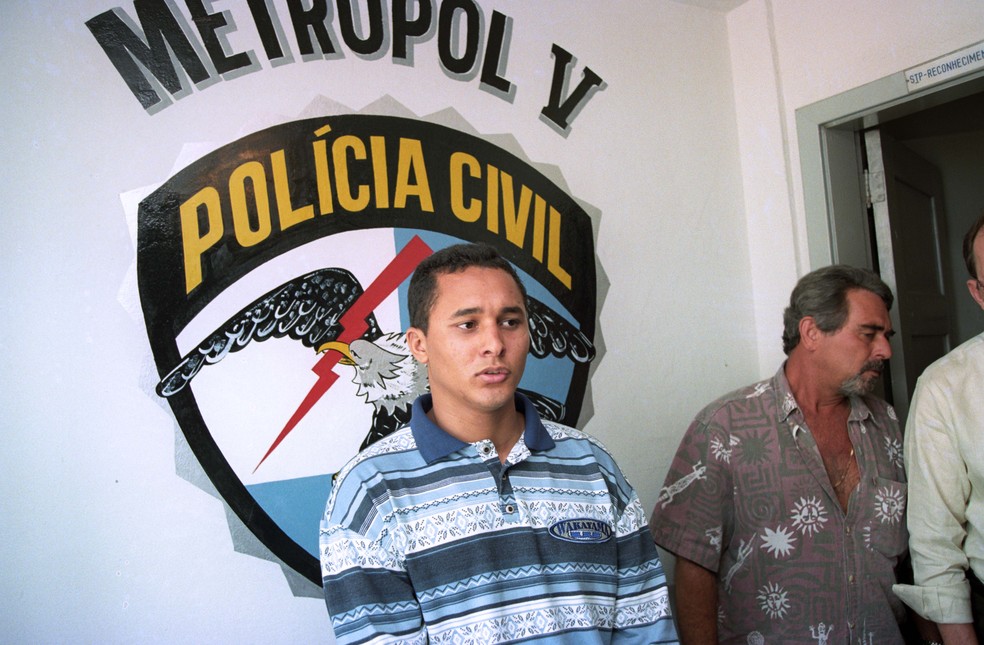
(672, 556, 718, 645)
(650, 410, 733, 643)
(321, 532, 424, 644)
(899, 379, 976, 626)
(320, 469, 425, 644)
(600, 459, 678, 644)
(938, 623, 978, 645)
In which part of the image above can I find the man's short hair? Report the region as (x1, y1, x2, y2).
(407, 242, 528, 332)
(963, 211, 984, 280)
(781, 265, 894, 355)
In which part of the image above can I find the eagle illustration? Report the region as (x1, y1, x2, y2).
(157, 266, 595, 451)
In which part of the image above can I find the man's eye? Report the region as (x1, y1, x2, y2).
(458, 321, 476, 330)
(501, 318, 522, 328)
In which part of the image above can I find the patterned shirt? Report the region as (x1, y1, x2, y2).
(650, 366, 908, 644)
(320, 393, 678, 644)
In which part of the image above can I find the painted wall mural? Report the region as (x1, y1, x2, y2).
(87, 1, 605, 591)
(84, 0, 604, 133)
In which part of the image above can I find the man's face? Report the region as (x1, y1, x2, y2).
(407, 266, 529, 418)
(815, 288, 894, 397)
(968, 231, 984, 311)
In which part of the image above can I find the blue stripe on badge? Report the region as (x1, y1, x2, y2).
(548, 518, 613, 543)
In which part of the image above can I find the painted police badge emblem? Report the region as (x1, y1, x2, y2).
(137, 111, 599, 587)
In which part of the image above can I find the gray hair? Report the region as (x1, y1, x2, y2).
(782, 265, 894, 355)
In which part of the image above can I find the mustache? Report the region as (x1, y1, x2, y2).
(839, 359, 887, 397)
(860, 360, 884, 375)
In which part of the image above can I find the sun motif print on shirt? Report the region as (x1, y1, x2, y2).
(790, 495, 828, 536)
(710, 435, 740, 463)
(874, 486, 905, 524)
(883, 435, 903, 469)
(736, 430, 772, 466)
(760, 525, 797, 558)
(757, 582, 791, 620)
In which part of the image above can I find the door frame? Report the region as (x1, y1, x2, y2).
(794, 66, 984, 413)
(796, 68, 984, 268)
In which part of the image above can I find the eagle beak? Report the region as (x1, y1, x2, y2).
(318, 340, 355, 365)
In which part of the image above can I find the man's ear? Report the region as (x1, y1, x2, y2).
(798, 316, 822, 350)
(968, 279, 984, 310)
(406, 327, 428, 363)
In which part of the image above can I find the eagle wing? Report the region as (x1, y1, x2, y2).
(362, 404, 414, 451)
(157, 268, 383, 396)
(526, 297, 595, 364)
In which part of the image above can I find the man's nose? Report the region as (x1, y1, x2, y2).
(874, 334, 892, 360)
(482, 325, 506, 355)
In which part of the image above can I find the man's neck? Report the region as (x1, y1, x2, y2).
(427, 395, 526, 462)
(784, 356, 848, 417)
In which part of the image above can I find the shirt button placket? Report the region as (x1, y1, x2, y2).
(499, 467, 518, 519)
(844, 521, 861, 641)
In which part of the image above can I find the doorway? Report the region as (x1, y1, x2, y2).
(796, 69, 984, 422)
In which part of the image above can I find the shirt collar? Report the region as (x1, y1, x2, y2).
(774, 365, 800, 424)
(410, 392, 555, 464)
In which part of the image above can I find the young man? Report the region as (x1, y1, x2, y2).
(320, 243, 677, 644)
(651, 265, 909, 643)
(895, 213, 984, 643)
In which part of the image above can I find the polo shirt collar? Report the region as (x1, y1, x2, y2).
(410, 393, 555, 464)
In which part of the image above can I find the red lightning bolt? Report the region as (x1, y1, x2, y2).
(254, 235, 433, 472)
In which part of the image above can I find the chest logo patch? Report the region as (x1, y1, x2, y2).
(549, 518, 613, 543)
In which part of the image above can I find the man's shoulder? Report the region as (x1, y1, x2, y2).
(696, 376, 779, 420)
(359, 425, 418, 458)
(542, 420, 604, 451)
(333, 426, 419, 482)
(542, 419, 583, 439)
(921, 332, 984, 384)
(541, 421, 623, 463)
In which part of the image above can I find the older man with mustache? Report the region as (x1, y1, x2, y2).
(651, 265, 912, 644)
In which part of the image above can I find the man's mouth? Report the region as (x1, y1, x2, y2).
(479, 367, 510, 382)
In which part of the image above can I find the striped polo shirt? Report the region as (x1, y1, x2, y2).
(320, 393, 678, 644)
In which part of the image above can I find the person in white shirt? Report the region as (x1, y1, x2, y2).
(895, 212, 984, 644)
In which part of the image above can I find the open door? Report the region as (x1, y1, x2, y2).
(863, 129, 951, 422)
